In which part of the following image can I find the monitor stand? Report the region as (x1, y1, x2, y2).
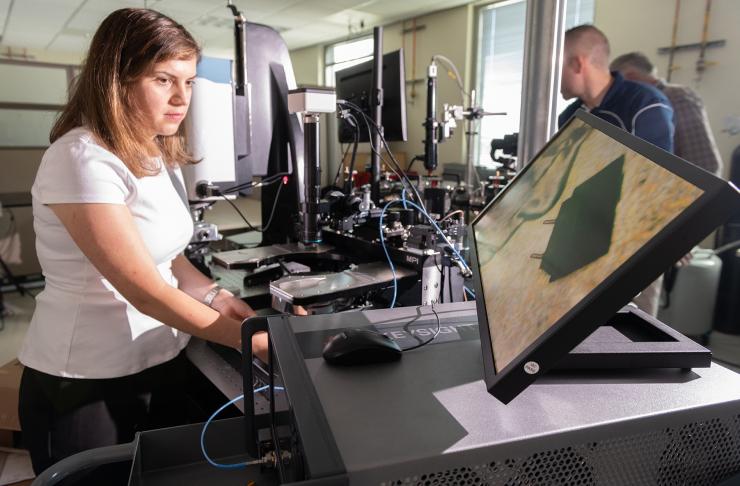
(553, 306, 711, 370)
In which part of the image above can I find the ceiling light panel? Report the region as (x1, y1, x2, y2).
(3, 0, 82, 48)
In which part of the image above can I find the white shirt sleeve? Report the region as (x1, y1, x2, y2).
(34, 137, 131, 205)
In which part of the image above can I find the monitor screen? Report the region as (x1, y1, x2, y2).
(472, 115, 705, 374)
(335, 49, 407, 143)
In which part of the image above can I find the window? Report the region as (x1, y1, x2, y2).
(474, 0, 594, 167)
(0, 60, 77, 147)
(323, 36, 375, 182)
(324, 36, 373, 87)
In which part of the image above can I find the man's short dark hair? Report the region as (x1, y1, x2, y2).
(610, 52, 655, 75)
(564, 25, 610, 68)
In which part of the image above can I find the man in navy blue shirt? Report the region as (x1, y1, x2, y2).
(558, 25, 675, 316)
(559, 25, 674, 153)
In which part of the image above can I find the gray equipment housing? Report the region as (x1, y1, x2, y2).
(263, 301, 740, 485)
(35, 302, 740, 485)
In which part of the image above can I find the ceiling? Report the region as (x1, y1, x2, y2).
(0, 0, 473, 58)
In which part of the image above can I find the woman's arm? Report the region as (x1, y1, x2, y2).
(48, 202, 264, 354)
(171, 254, 256, 321)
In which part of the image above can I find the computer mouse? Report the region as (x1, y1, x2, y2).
(322, 328, 403, 366)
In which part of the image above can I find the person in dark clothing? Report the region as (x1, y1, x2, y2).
(557, 25, 675, 316)
(559, 25, 674, 154)
(611, 51, 723, 176)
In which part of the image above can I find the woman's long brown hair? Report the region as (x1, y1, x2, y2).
(51, 8, 201, 177)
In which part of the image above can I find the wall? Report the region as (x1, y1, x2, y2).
(595, 0, 739, 179)
(384, 5, 475, 171)
(290, 45, 324, 85)
(0, 51, 81, 277)
(0, 48, 83, 65)
(0, 46, 260, 277)
(289, 4, 476, 180)
(290, 0, 740, 181)
(6, 1, 737, 277)
(0, 149, 44, 276)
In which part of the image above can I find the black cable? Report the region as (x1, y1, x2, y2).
(221, 196, 260, 232)
(340, 107, 403, 186)
(335, 113, 360, 190)
(340, 102, 413, 184)
(220, 178, 285, 233)
(335, 112, 360, 194)
(406, 155, 423, 172)
(401, 303, 441, 352)
(334, 142, 351, 187)
(347, 103, 420, 201)
(439, 263, 445, 304)
(221, 172, 289, 195)
(346, 115, 360, 194)
(260, 181, 285, 233)
(433, 253, 442, 274)
(448, 266, 454, 303)
(337, 101, 428, 214)
(267, 336, 287, 480)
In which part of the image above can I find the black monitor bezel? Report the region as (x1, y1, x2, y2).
(335, 49, 408, 143)
(470, 109, 740, 404)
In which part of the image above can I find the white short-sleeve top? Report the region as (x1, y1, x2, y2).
(19, 127, 194, 378)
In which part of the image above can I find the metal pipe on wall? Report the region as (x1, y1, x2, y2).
(516, 0, 567, 170)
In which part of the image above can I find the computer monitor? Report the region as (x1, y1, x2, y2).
(469, 109, 740, 404)
(182, 22, 303, 203)
(234, 22, 303, 245)
(335, 49, 407, 143)
(239, 22, 303, 182)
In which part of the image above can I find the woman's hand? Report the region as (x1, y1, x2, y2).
(210, 289, 256, 321)
(251, 331, 269, 364)
(210, 290, 267, 359)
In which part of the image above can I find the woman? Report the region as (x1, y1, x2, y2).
(18, 8, 267, 474)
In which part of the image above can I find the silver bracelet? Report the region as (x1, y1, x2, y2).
(203, 285, 224, 308)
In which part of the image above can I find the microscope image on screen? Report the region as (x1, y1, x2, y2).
(540, 154, 624, 282)
(473, 118, 704, 373)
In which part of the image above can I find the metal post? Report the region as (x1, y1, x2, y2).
(303, 114, 322, 244)
(233, 17, 247, 95)
(424, 62, 438, 172)
(227, 2, 251, 157)
(465, 89, 477, 190)
(517, 0, 567, 169)
(371, 26, 384, 203)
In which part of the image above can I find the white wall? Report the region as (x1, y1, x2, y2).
(0, 48, 84, 65)
(290, 45, 323, 86)
(290, 0, 740, 180)
(383, 5, 475, 171)
(289, 4, 476, 178)
(0, 50, 82, 276)
(595, 0, 739, 178)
